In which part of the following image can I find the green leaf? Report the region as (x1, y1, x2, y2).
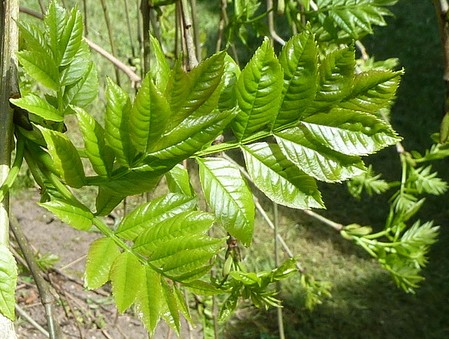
(198, 157, 255, 246)
(59, 43, 91, 87)
(135, 268, 164, 335)
(275, 127, 366, 182)
(59, 7, 83, 66)
(115, 193, 197, 241)
(17, 21, 52, 56)
(146, 108, 237, 165)
(133, 211, 216, 256)
(129, 73, 170, 153)
(337, 69, 402, 114)
(275, 30, 318, 127)
(17, 51, 59, 91)
(96, 169, 161, 196)
(45, 1, 68, 65)
(104, 78, 135, 166)
(219, 54, 241, 111)
(63, 59, 98, 108)
(150, 34, 170, 91)
(110, 251, 145, 313)
(39, 127, 86, 188)
(305, 46, 355, 116)
(301, 108, 400, 156)
(166, 52, 225, 129)
(242, 143, 324, 209)
(0, 245, 17, 320)
(39, 199, 93, 231)
(10, 94, 63, 122)
(161, 279, 181, 334)
(85, 237, 120, 289)
(232, 38, 283, 140)
(95, 187, 124, 216)
(165, 164, 194, 196)
(313, 0, 397, 40)
(75, 107, 113, 176)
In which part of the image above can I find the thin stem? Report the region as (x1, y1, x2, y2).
(273, 202, 285, 339)
(180, 0, 199, 69)
(140, 0, 151, 73)
(15, 304, 49, 337)
(302, 209, 344, 232)
(10, 215, 62, 339)
(100, 0, 121, 85)
(267, 0, 285, 45)
(124, 0, 136, 58)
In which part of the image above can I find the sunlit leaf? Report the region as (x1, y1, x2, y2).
(0, 246, 17, 320)
(85, 237, 120, 289)
(39, 199, 93, 231)
(232, 38, 283, 140)
(10, 94, 63, 122)
(110, 251, 145, 313)
(198, 157, 255, 246)
(39, 127, 86, 188)
(242, 143, 324, 208)
(276, 127, 366, 182)
(116, 193, 197, 241)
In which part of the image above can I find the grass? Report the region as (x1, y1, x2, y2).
(16, 1, 449, 338)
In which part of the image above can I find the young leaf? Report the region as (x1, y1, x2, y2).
(115, 193, 197, 241)
(275, 30, 318, 128)
(165, 52, 225, 129)
(45, 1, 68, 65)
(85, 237, 121, 289)
(39, 127, 86, 188)
(63, 60, 98, 108)
(104, 78, 135, 166)
(96, 169, 161, 196)
(219, 54, 241, 111)
(0, 245, 17, 320)
(95, 187, 124, 216)
(59, 7, 83, 66)
(161, 279, 181, 334)
(39, 199, 93, 231)
(17, 51, 59, 91)
(149, 34, 170, 91)
(75, 107, 113, 177)
(133, 211, 216, 257)
(304, 46, 355, 116)
(165, 164, 194, 196)
(59, 43, 91, 87)
(110, 251, 145, 313)
(275, 127, 366, 182)
(242, 143, 324, 209)
(135, 267, 164, 335)
(197, 157, 255, 246)
(10, 94, 63, 122)
(129, 74, 170, 153)
(146, 108, 237, 165)
(17, 21, 52, 57)
(301, 108, 400, 156)
(232, 38, 283, 140)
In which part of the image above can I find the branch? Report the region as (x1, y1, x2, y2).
(180, 0, 199, 70)
(267, 0, 286, 45)
(10, 215, 62, 339)
(19, 7, 141, 87)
